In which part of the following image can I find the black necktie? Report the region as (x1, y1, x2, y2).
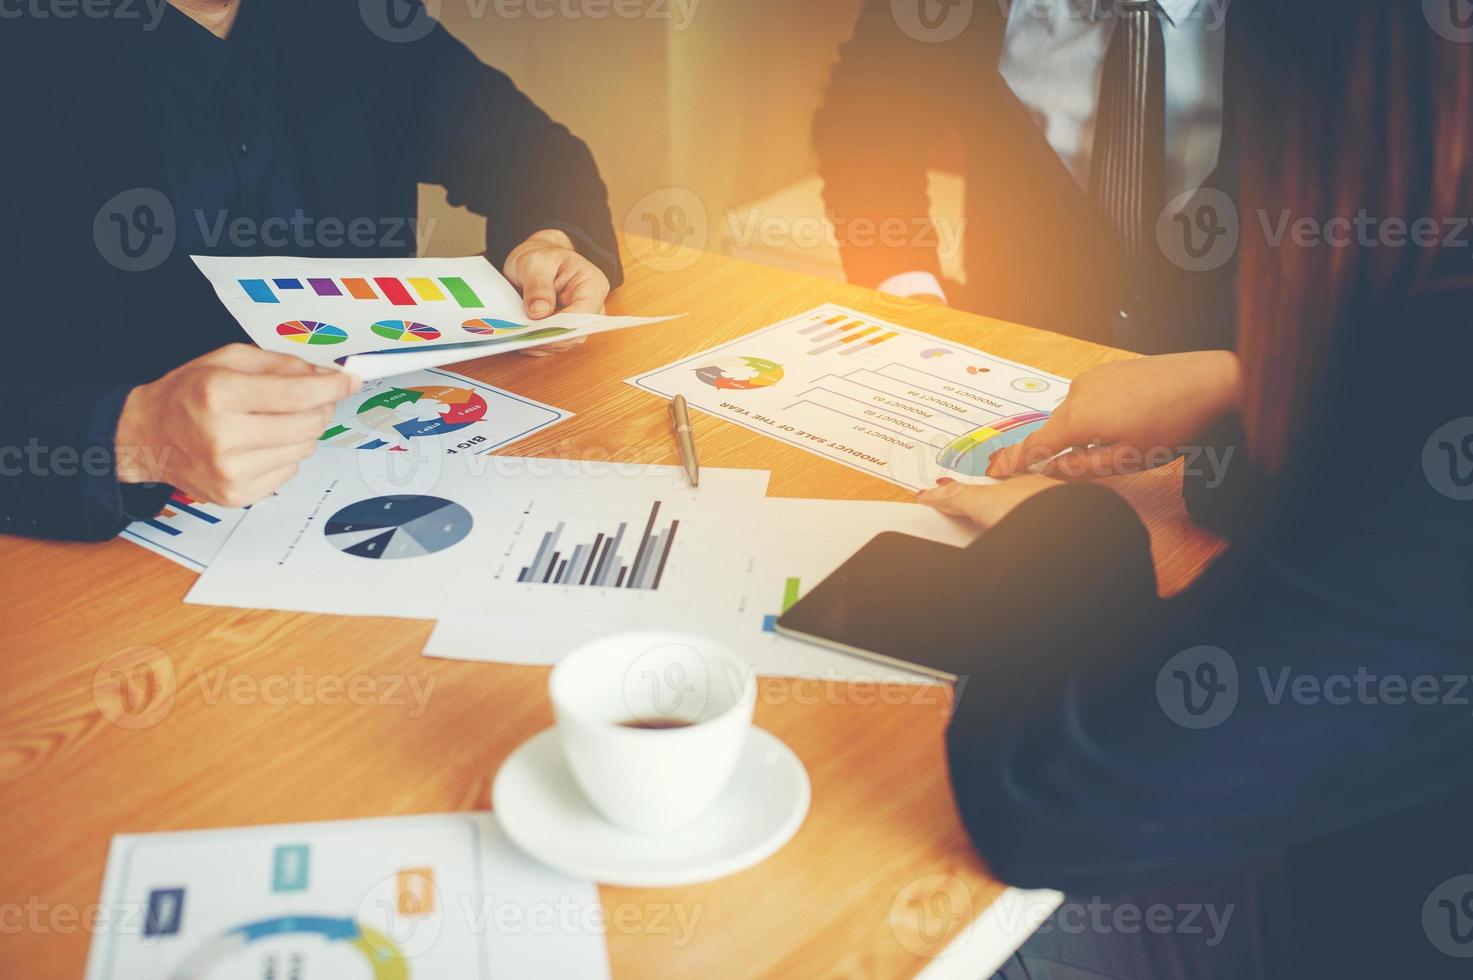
(1089, 0, 1167, 349)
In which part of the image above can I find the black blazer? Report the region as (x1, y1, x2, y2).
(0, 1, 621, 541)
(813, 0, 1238, 353)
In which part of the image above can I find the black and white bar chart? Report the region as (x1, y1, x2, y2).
(515, 500, 680, 591)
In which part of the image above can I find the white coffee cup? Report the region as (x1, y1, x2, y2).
(549, 632, 757, 834)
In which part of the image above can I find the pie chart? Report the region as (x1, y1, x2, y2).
(936, 412, 1051, 477)
(276, 320, 348, 346)
(462, 317, 530, 337)
(694, 356, 784, 390)
(324, 495, 473, 560)
(370, 320, 441, 343)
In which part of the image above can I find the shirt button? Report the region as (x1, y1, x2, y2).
(239, 141, 250, 156)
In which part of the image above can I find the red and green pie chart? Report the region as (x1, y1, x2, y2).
(370, 320, 441, 343)
(462, 317, 531, 337)
(276, 320, 348, 346)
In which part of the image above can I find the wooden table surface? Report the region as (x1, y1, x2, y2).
(0, 238, 1224, 979)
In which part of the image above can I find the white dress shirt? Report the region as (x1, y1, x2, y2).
(879, 0, 1227, 301)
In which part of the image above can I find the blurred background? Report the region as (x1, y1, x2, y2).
(419, 0, 966, 284)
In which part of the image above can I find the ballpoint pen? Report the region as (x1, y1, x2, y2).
(669, 395, 700, 487)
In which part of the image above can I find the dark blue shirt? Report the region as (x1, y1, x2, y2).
(153, 3, 312, 258)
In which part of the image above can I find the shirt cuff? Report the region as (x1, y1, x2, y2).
(877, 271, 948, 302)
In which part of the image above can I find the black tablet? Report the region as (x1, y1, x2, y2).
(774, 532, 983, 682)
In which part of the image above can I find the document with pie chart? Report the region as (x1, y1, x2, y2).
(83, 811, 608, 980)
(192, 255, 676, 378)
(121, 369, 571, 574)
(185, 449, 769, 626)
(629, 303, 1072, 489)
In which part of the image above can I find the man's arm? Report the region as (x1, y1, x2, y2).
(812, 0, 978, 289)
(412, 24, 623, 289)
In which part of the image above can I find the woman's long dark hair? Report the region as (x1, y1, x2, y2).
(1234, 2, 1473, 477)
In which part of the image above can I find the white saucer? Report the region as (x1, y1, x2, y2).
(492, 727, 810, 887)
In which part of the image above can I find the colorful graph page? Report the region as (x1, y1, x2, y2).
(123, 369, 572, 574)
(83, 812, 609, 980)
(628, 303, 1073, 490)
(186, 451, 768, 630)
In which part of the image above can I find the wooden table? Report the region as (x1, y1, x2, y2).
(0, 239, 1224, 979)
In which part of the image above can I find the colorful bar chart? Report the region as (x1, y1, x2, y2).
(762, 576, 803, 632)
(803, 316, 898, 356)
(142, 492, 223, 537)
(516, 501, 679, 591)
(238, 276, 487, 309)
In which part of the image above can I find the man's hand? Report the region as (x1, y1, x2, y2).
(502, 229, 611, 357)
(114, 344, 358, 507)
(985, 351, 1242, 480)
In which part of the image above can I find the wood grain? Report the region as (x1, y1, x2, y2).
(0, 238, 1224, 979)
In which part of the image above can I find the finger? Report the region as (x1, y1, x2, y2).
(222, 407, 336, 453)
(555, 265, 610, 316)
(207, 343, 340, 376)
(206, 368, 359, 415)
(213, 462, 307, 508)
(1045, 444, 1148, 480)
(514, 251, 561, 319)
(913, 480, 979, 519)
(516, 337, 586, 357)
(985, 416, 1075, 478)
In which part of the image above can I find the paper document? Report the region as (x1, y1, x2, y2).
(121, 368, 572, 573)
(83, 811, 608, 980)
(185, 451, 769, 625)
(193, 254, 676, 378)
(629, 303, 1071, 489)
(425, 497, 977, 683)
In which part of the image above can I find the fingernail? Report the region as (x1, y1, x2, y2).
(935, 477, 955, 485)
(529, 300, 551, 317)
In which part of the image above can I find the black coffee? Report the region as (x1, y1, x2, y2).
(616, 717, 696, 730)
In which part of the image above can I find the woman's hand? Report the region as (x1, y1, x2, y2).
(502, 229, 611, 357)
(915, 474, 1063, 530)
(986, 350, 1242, 480)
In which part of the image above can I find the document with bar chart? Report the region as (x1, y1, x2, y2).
(629, 304, 1072, 489)
(192, 255, 675, 378)
(84, 812, 608, 980)
(120, 369, 571, 574)
(186, 450, 768, 627)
